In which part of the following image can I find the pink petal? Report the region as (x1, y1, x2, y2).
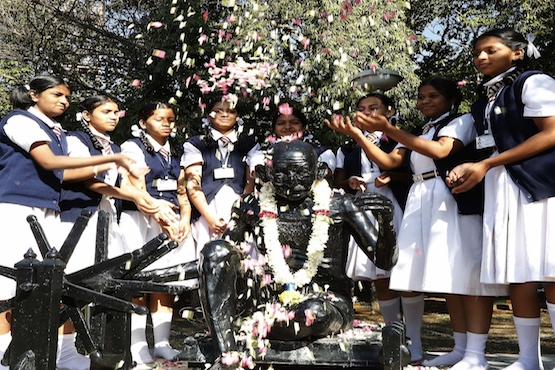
(152, 49, 166, 58)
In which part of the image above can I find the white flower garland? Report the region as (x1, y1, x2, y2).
(258, 179, 332, 288)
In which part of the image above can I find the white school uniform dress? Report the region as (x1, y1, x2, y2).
(389, 112, 508, 296)
(337, 141, 404, 281)
(317, 147, 337, 174)
(181, 128, 262, 257)
(481, 72, 555, 284)
(0, 107, 63, 300)
(59, 129, 125, 274)
(119, 135, 196, 280)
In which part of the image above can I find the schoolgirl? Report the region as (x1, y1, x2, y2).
(448, 28, 555, 370)
(119, 102, 192, 366)
(270, 104, 336, 176)
(60, 96, 161, 274)
(326, 76, 508, 365)
(182, 97, 262, 255)
(0, 76, 141, 370)
(333, 93, 405, 326)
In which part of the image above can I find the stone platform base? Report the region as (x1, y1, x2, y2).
(176, 322, 409, 369)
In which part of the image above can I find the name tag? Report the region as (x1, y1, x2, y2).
(152, 179, 177, 191)
(213, 167, 235, 180)
(476, 134, 496, 149)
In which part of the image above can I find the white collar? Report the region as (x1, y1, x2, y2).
(145, 133, 170, 153)
(483, 67, 517, 87)
(89, 125, 112, 143)
(210, 127, 237, 142)
(427, 111, 451, 125)
(27, 106, 63, 130)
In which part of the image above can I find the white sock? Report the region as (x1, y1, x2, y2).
(378, 297, 402, 324)
(0, 332, 11, 370)
(151, 311, 179, 360)
(56, 333, 90, 370)
(131, 313, 154, 364)
(401, 294, 424, 362)
(449, 332, 489, 370)
(422, 331, 466, 367)
(502, 316, 543, 370)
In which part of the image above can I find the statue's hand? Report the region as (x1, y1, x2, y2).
(355, 192, 397, 271)
(354, 192, 394, 222)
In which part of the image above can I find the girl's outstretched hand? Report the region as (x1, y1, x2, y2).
(352, 111, 389, 132)
(375, 173, 392, 188)
(324, 114, 363, 138)
(114, 153, 150, 178)
(447, 162, 488, 193)
(176, 219, 191, 243)
(158, 219, 180, 241)
(153, 200, 179, 225)
(159, 218, 190, 242)
(134, 194, 160, 215)
(348, 176, 366, 192)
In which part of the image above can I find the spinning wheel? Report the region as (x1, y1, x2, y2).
(0, 210, 198, 370)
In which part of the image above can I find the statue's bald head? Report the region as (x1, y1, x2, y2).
(272, 141, 318, 169)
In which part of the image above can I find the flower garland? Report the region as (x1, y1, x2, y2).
(258, 179, 332, 288)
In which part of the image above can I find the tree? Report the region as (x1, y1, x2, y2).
(141, 0, 421, 146)
(408, 0, 555, 112)
(0, 0, 179, 141)
(2, 0, 553, 146)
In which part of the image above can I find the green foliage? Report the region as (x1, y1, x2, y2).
(140, 0, 421, 148)
(1, 0, 554, 149)
(409, 0, 555, 114)
(0, 61, 34, 117)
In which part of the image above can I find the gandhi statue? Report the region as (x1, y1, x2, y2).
(198, 140, 397, 369)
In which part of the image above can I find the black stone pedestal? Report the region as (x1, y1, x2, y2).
(177, 323, 409, 370)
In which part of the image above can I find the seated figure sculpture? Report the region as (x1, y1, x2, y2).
(198, 140, 398, 369)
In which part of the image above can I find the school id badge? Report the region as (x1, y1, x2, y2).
(213, 167, 235, 180)
(152, 179, 178, 191)
(476, 134, 495, 149)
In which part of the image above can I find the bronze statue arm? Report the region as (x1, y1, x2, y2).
(344, 193, 398, 270)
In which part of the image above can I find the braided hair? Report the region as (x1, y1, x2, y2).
(78, 95, 118, 152)
(137, 102, 180, 157)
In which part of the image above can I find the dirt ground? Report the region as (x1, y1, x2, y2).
(420, 297, 554, 355)
(354, 296, 555, 356)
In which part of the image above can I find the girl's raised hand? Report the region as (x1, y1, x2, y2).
(352, 111, 389, 132)
(348, 176, 366, 192)
(375, 173, 392, 188)
(324, 114, 362, 137)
